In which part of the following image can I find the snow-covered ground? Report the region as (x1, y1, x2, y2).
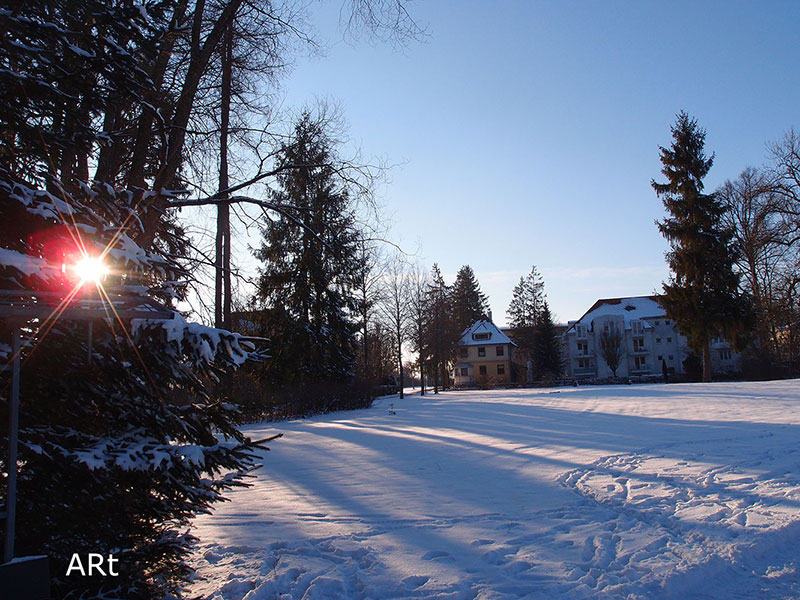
(187, 381, 800, 599)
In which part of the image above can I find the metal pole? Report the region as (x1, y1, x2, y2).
(87, 320, 93, 367)
(4, 328, 20, 564)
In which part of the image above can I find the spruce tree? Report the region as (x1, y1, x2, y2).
(533, 300, 563, 380)
(253, 112, 360, 385)
(653, 111, 753, 382)
(424, 264, 459, 393)
(450, 265, 490, 333)
(0, 173, 266, 599)
(506, 266, 545, 381)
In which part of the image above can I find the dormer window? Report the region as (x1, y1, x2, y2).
(472, 332, 491, 341)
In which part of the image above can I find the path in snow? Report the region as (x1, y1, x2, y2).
(187, 381, 800, 599)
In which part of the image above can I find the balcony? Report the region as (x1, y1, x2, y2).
(574, 369, 596, 376)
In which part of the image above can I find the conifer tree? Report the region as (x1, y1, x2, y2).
(0, 174, 266, 600)
(407, 264, 430, 395)
(533, 300, 563, 380)
(424, 264, 458, 393)
(253, 112, 360, 385)
(506, 266, 545, 380)
(450, 265, 490, 333)
(653, 111, 753, 382)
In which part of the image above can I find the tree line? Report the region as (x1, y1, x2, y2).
(242, 171, 568, 412)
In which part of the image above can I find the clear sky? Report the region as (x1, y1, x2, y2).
(275, 0, 800, 326)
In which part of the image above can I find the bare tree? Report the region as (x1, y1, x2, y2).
(379, 254, 410, 398)
(354, 239, 388, 381)
(407, 262, 429, 395)
(719, 167, 792, 357)
(600, 327, 624, 377)
(769, 129, 800, 239)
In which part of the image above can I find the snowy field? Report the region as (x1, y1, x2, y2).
(187, 381, 800, 599)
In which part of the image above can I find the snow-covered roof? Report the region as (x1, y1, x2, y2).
(565, 296, 665, 333)
(459, 319, 516, 347)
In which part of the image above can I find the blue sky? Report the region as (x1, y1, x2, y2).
(276, 0, 800, 325)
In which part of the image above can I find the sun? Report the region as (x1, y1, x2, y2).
(74, 255, 108, 286)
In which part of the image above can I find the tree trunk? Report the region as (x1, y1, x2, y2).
(398, 336, 404, 399)
(140, 0, 244, 248)
(432, 353, 439, 394)
(215, 23, 233, 329)
(419, 358, 425, 395)
(125, 0, 188, 189)
(702, 342, 712, 383)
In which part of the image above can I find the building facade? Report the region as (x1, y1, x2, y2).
(453, 319, 516, 386)
(562, 296, 742, 379)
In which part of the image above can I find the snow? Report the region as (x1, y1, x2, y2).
(568, 296, 663, 332)
(0, 247, 60, 281)
(187, 381, 800, 599)
(459, 319, 515, 346)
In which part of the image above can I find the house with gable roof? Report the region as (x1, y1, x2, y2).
(453, 317, 517, 386)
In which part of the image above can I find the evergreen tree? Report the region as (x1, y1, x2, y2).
(506, 266, 545, 381)
(450, 265, 489, 333)
(424, 264, 459, 393)
(407, 264, 430, 395)
(0, 173, 266, 599)
(653, 111, 753, 382)
(253, 112, 360, 385)
(533, 300, 563, 380)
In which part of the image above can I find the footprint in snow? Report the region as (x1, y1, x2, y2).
(422, 550, 452, 561)
(403, 575, 429, 589)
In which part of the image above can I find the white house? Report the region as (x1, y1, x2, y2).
(562, 295, 742, 379)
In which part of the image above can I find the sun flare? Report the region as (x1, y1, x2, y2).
(74, 255, 108, 285)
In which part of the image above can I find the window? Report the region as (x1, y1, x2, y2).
(459, 348, 468, 358)
(473, 332, 491, 341)
(460, 367, 468, 377)
(655, 320, 660, 326)
(497, 364, 505, 375)
(478, 347, 486, 357)
(657, 355, 663, 361)
(720, 349, 732, 361)
(665, 320, 671, 325)
(666, 337, 672, 343)
(633, 338, 645, 352)
(634, 356, 647, 369)
(578, 359, 588, 369)
(656, 338, 661, 344)
(577, 341, 588, 355)
(576, 324, 587, 338)
(631, 320, 643, 334)
(479, 365, 487, 375)
(496, 346, 504, 356)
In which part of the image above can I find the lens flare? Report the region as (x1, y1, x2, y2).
(74, 256, 108, 286)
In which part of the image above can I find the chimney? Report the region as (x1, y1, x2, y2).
(488, 310, 493, 322)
